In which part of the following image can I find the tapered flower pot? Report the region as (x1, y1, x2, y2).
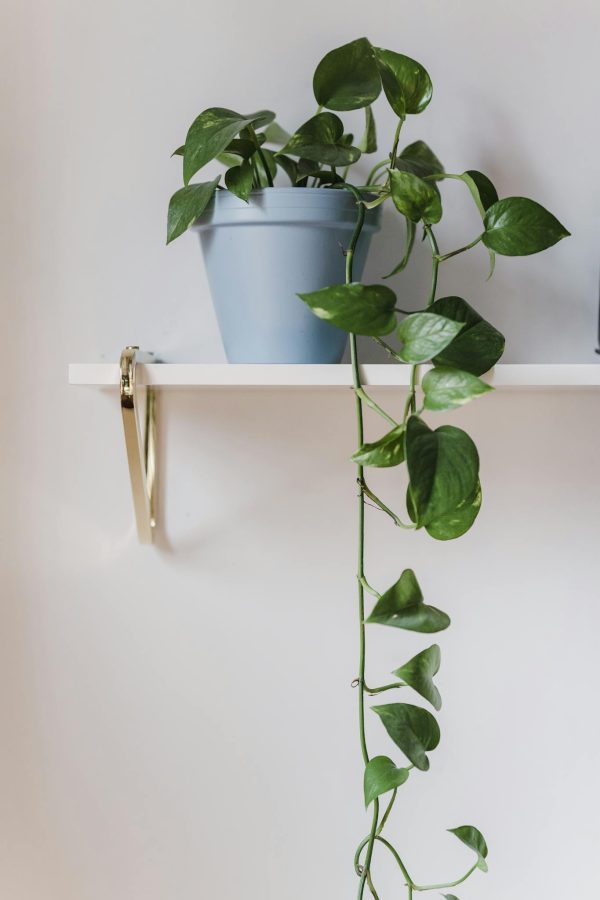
(193, 187, 381, 363)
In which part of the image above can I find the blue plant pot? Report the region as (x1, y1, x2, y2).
(193, 188, 381, 363)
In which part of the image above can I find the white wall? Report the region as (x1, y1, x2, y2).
(2, 1, 600, 899)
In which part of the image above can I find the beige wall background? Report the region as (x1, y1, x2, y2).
(1, 1, 599, 898)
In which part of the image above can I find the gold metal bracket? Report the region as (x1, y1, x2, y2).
(120, 346, 157, 544)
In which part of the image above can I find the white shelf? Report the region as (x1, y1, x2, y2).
(69, 363, 600, 389)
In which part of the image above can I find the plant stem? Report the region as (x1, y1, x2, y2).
(359, 479, 414, 529)
(389, 117, 405, 171)
(359, 576, 381, 599)
(367, 870, 380, 900)
(355, 387, 399, 427)
(436, 234, 482, 262)
(366, 159, 390, 186)
(365, 682, 405, 695)
(376, 789, 397, 834)
(412, 863, 478, 892)
(403, 365, 420, 421)
(423, 226, 440, 308)
(355, 835, 414, 887)
(248, 124, 274, 187)
(342, 183, 381, 900)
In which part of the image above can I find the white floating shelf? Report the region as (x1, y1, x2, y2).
(69, 363, 600, 389)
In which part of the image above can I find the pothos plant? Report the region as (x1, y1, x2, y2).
(168, 37, 569, 900)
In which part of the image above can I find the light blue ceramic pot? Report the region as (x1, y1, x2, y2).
(193, 188, 381, 363)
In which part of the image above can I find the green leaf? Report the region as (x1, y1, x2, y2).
(357, 106, 377, 154)
(393, 645, 442, 711)
(166, 178, 219, 244)
(261, 121, 291, 145)
(372, 703, 440, 771)
(384, 218, 416, 278)
(298, 283, 397, 336)
(280, 112, 361, 167)
(313, 37, 381, 111)
(352, 425, 405, 468)
(171, 145, 185, 157)
(397, 313, 463, 363)
(364, 756, 410, 807)
(441, 895, 460, 899)
(425, 481, 482, 541)
(430, 296, 505, 375)
(367, 569, 450, 633)
(374, 48, 432, 117)
(224, 159, 254, 202)
(462, 170, 498, 215)
(256, 148, 278, 187)
(482, 197, 570, 256)
(217, 152, 243, 168)
(390, 171, 442, 224)
(396, 141, 444, 179)
(227, 136, 265, 158)
(422, 367, 492, 411)
(448, 825, 489, 873)
(275, 154, 298, 185)
(183, 108, 275, 185)
(405, 416, 479, 527)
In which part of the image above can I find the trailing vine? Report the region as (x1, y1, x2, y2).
(295, 40, 569, 900)
(168, 36, 569, 899)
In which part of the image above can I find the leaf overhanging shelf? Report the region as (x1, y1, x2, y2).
(69, 356, 600, 544)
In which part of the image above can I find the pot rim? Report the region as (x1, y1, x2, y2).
(193, 186, 382, 230)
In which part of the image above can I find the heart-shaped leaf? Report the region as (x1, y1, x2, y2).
(372, 703, 440, 770)
(483, 197, 570, 256)
(393, 644, 442, 711)
(280, 112, 361, 167)
(406, 416, 479, 527)
(448, 825, 489, 872)
(374, 48, 432, 116)
(429, 296, 505, 376)
(298, 283, 397, 336)
(390, 171, 442, 224)
(396, 141, 444, 179)
(364, 756, 410, 807)
(422, 367, 492, 411)
(397, 313, 463, 363)
(313, 37, 381, 111)
(166, 178, 220, 244)
(367, 569, 450, 633)
(424, 481, 482, 541)
(352, 425, 405, 468)
(261, 121, 291, 145)
(183, 108, 274, 184)
(224, 160, 254, 202)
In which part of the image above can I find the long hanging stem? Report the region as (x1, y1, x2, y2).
(342, 185, 381, 900)
(400, 226, 441, 421)
(423, 225, 440, 308)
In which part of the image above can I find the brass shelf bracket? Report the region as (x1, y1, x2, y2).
(119, 346, 157, 544)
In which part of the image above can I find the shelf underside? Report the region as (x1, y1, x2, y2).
(69, 363, 600, 389)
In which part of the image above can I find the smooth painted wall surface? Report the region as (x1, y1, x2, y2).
(2, 2, 599, 899)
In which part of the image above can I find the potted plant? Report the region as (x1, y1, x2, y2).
(169, 37, 569, 897)
(166, 76, 386, 362)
